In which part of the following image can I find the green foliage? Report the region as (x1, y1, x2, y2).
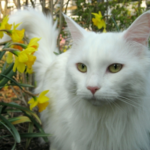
(74, 0, 145, 32)
(0, 102, 50, 149)
(0, 24, 49, 149)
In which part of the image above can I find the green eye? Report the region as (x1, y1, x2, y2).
(77, 63, 87, 73)
(108, 63, 122, 73)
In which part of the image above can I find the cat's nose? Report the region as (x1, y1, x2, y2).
(87, 86, 100, 95)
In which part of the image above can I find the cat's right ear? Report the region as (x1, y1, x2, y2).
(63, 14, 86, 45)
(124, 11, 150, 46)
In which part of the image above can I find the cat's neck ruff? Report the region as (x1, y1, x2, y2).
(68, 93, 150, 150)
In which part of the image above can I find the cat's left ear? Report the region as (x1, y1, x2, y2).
(63, 14, 86, 45)
(124, 11, 150, 46)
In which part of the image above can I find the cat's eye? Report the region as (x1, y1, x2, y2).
(108, 63, 122, 73)
(77, 63, 87, 73)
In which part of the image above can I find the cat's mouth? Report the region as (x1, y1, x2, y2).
(85, 96, 113, 106)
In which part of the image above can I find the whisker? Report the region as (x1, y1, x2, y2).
(118, 97, 140, 109)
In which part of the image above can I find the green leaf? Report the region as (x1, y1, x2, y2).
(0, 134, 11, 139)
(11, 142, 16, 150)
(0, 72, 22, 90)
(0, 102, 41, 124)
(2, 61, 7, 72)
(23, 110, 49, 143)
(0, 63, 14, 80)
(26, 122, 34, 148)
(0, 102, 32, 112)
(0, 51, 6, 60)
(0, 43, 11, 59)
(0, 115, 21, 143)
(111, 16, 120, 32)
(0, 71, 16, 89)
(3, 109, 22, 113)
(20, 133, 50, 138)
(54, 52, 60, 55)
(9, 83, 34, 88)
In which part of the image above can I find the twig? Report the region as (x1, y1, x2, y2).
(30, 0, 35, 8)
(17, 0, 21, 9)
(49, 0, 53, 16)
(2, 48, 19, 51)
(10, 85, 28, 106)
(13, 0, 18, 8)
(23, 89, 38, 97)
(65, 0, 70, 14)
(0, 40, 12, 45)
(0, 0, 4, 15)
(53, 0, 59, 7)
(57, 0, 64, 52)
(19, 88, 28, 106)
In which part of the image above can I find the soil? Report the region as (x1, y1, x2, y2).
(0, 125, 50, 150)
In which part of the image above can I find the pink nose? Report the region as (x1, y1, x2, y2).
(87, 86, 100, 95)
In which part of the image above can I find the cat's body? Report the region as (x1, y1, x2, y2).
(4, 8, 150, 150)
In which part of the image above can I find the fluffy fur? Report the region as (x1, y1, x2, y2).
(5, 8, 150, 150)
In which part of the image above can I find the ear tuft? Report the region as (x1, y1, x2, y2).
(124, 11, 150, 46)
(63, 14, 85, 45)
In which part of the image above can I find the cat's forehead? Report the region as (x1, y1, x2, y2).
(77, 32, 128, 63)
(83, 32, 124, 51)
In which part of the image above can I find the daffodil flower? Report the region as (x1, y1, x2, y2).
(25, 54, 36, 74)
(63, 49, 67, 52)
(28, 37, 40, 50)
(9, 23, 25, 42)
(12, 40, 24, 51)
(13, 47, 37, 73)
(92, 11, 106, 32)
(28, 90, 49, 112)
(6, 52, 13, 63)
(12, 37, 40, 73)
(0, 16, 12, 38)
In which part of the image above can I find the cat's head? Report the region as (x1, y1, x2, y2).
(64, 12, 150, 107)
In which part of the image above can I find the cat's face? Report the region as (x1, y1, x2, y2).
(63, 12, 150, 106)
(67, 32, 148, 106)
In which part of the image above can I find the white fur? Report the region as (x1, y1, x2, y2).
(7, 9, 150, 150)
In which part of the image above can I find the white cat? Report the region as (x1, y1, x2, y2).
(7, 8, 150, 150)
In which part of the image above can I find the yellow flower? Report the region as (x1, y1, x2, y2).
(28, 90, 49, 112)
(13, 56, 26, 73)
(13, 48, 37, 73)
(25, 55, 36, 74)
(103, 28, 107, 33)
(12, 37, 40, 73)
(11, 40, 24, 51)
(10, 23, 25, 42)
(92, 11, 106, 30)
(28, 37, 41, 50)
(6, 52, 13, 63)
(0, 16, 12, 38)
(63, 49, 67, 52)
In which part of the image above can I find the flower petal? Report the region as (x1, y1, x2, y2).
(37, 102, 49, 112)
(28, 37, 41, 50)
(38, 90, 49, 98)
(30, 101, 38, 110)
(18, 52, 28, 63)
(28, 98, 38, 110)
(11, 28, 25, 42)
(38, 96, 49, 103)
(26, 67, 33, 74)
(17, 62, 26, 73)
(13, 57, 19, 72)
(6, 52, 13, 63)
(28, 98, 35, 104)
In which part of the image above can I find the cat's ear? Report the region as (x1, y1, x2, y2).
(124, 11, 150, 46)
(63, 14, 85, 44)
